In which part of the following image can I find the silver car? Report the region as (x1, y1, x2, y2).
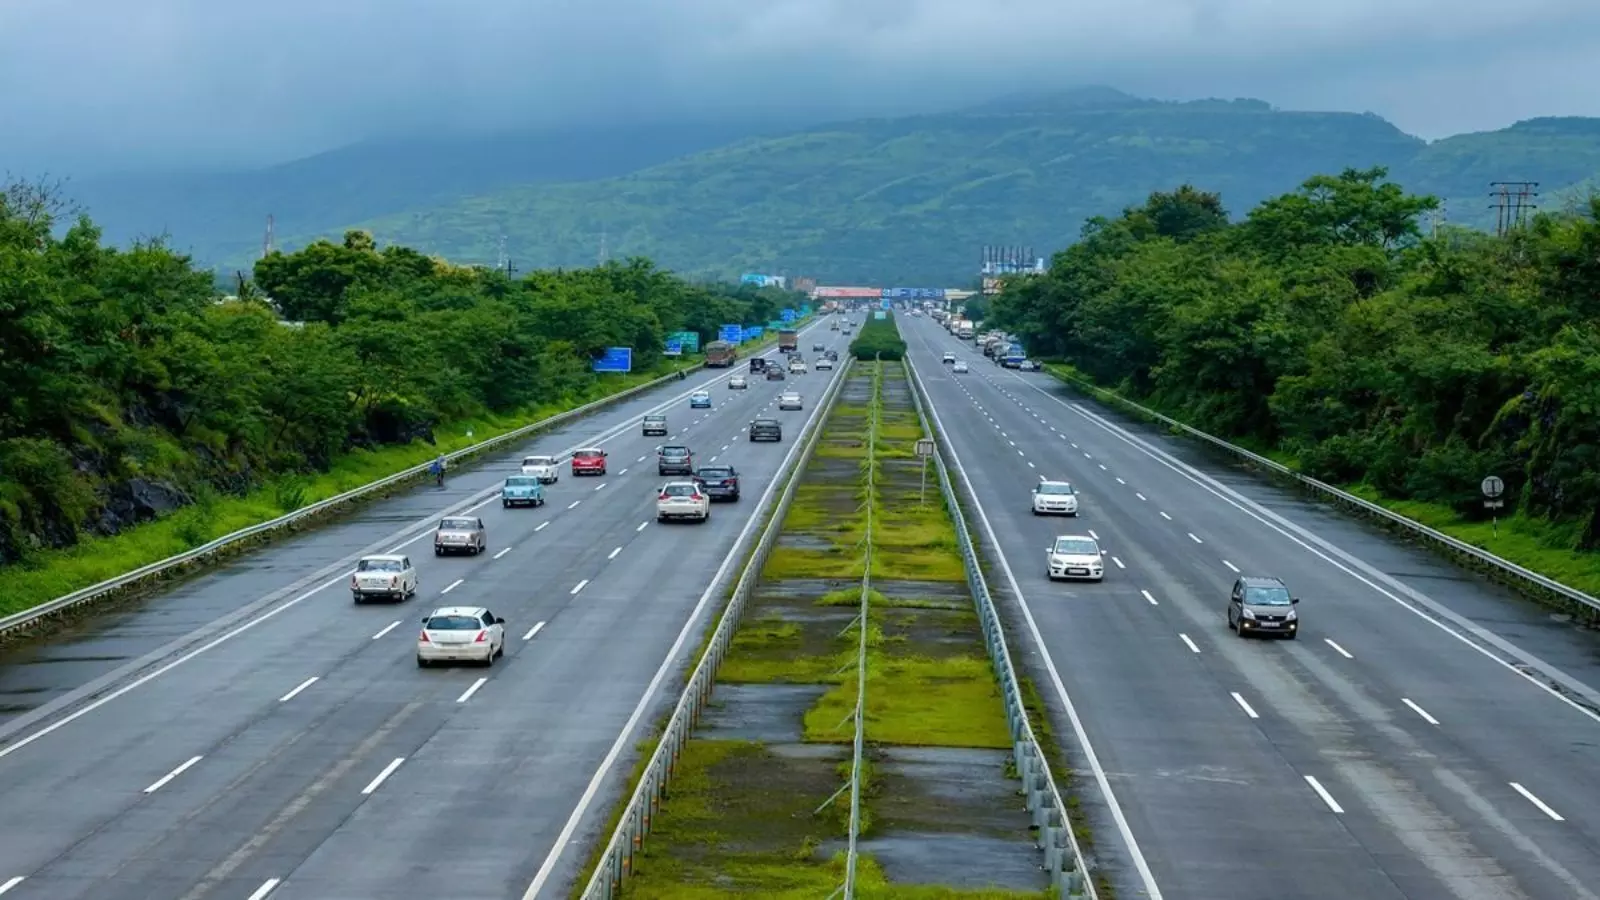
(778, 391, 802, 410)
(434, 516, 487, 556)
(417, 606, 507, 667)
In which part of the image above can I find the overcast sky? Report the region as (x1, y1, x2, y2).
(5, 0, 1600, 174)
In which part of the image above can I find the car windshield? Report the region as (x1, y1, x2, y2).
(424, 615, 481, 630)
(697, 467, 733, 478)
(754, 420, 778, 427)
(1246, 586, 1292, 606)
(1053, 539, 1098, 556)
(644, 416, 665, 423)
(574, 450, 602, 459)
(358, 559, 402, 572)
(505, 477, 537, 488)
(663, 484, 696, 497)
(523, 456, 553, 466)
(439, 518, 475, 530)
(661, 447, 689, 457)
(1039, 483, 1075, 495)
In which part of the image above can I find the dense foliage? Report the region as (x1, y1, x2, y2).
(849, 311, 906, 360)
(0, 182, 801, 565)
(988, 167, 1600, 548)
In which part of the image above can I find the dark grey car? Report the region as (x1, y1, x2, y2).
(693, 465, 740, 501)
(1228, 575, 1300, 639)
(749, 418, 782, 442)
(657, 445, 694, 475)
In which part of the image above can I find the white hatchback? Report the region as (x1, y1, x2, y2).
(520, 455, 559, 483)
(1046, 535, 1104, 581)
(1031, 481, 1079, 516)
(952, 360, 968, 373)
(417, 606, 506, 667)
(657, 481, 710, 522)
(730, 375, 748, 389)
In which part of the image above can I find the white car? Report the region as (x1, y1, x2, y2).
(952, 360, 968, 373)
(730, 375, 748, 389)
(520, 455, 559, 483)
(778, 391, 803, 410)
(657, 481, 710, 522)
(815, 357, 834, 370)
(1031, 480, 1079, 516)
(417, 606, 507, 667)
(351, 554, 417, 603)
(942, 352, 956, 364)
(789, 360, 807, 374)
(1046, 535, 1104, 581)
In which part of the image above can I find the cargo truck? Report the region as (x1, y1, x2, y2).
(704, 340, 737, 367)
(778, 328, 798, 352)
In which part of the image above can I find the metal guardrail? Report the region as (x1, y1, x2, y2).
(1040, 366, 1600, 617)
(0, 341, 782, 640)
(904, 356, 1097, 898)
(579, 356, 855, 900)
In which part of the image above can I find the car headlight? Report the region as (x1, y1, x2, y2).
(1284, 609, 1297, 620)
(1241, 609, 1256, 619)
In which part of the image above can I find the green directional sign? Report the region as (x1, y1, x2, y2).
(667, 331, 700, 353)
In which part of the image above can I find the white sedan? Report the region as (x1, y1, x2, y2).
(815, 357, 834, 370)
(519, 455, 559, 483)
(730, 375, 748, 389)
(417, 606, 506, 667)
(952, 360, 968, 373)
(1046, 535, 1104, 581)
(657, 481, 710, 522)
(1031, 480, 1079, 516)
(778, 391, 803, 410)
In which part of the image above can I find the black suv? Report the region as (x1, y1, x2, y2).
(657, 445, 694, 476)
(749, 419, 782, 442)
(750, 357, 766, 372)
(641, 414, 668, 436)
(1227, 575, 1300, 639)
(693, 465, 740, 501)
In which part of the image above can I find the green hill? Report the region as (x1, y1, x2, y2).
(293, 89, 1600, 284)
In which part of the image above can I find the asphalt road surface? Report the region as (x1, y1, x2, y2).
(904, 314, 1600, 900)
(0, 316, 851, 899)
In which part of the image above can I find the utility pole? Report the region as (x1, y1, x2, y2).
(262, 214, 275, 258)
(496, 234, 508, 272)
(1489, 182, 1538, 236)
(505, 258, 518, 277)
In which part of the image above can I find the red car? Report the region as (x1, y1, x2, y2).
(570, 447, 608, 476)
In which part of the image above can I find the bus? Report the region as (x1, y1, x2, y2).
(705, 340, 738, 367)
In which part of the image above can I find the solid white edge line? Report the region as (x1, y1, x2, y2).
(1178, 634, 1200, 653)
(142, 754, 203, 793)
(1509, 782, 1565, 821)
(1323, 638, 1354, 659)
(1401, 698, 1440, 725)
(522, 349, 844, 899)
(1304, 775, 1345, 813)
(522, 621, 546, 641)
(244, 879, 280, 900)
(901, 353, 1164, 900)
(278, 676, 318, 702)
(1230, 691, 1260, 718)
(360, 757, 406, 795)
(570, 579, 589, 595)
(371, 621, 401, 640)
(456, 677, 489, 703)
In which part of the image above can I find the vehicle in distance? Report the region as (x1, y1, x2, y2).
(730, 375, 748, 389)
(435, 516, 487, 555)
(779, 328, 798, 351)
(352, 554, 417, 603)
(689, 390, 712, 409)
(815, 357, 834, 371)
(1031, 480, 1079, 516)
(778, 391, 803, 410)
(749, 418, 782, 441)
(501, 475, 546, 508)
(1228, 575, 1300, 639)
(658, 445, 694, 475)
(642, 414, 668, 436)
(789, 359, 807, 374)
(705, 340, 737, 367)
(942, 352, 956, 365)
(750, 357, 767, 372)
(692, 465, 741, 501)
(571, 447, 608, 476)
(520, 455, 559, 483)
(766, 367, 786, 381)
(417, 606, 506, 667)
(952, 360, 968, 373)
(1019, 359, 1040, 371)
(1045, 535, 1103, 581)
(813, 342, 826, 352)
(657, 481, 711, 522)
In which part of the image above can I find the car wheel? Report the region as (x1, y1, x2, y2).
(483, 649, 495, 668)
(502, 500, 510, 508)
(353, 593, 364, 604)
(435, 547, 444, 556)
(417, 657, 429, 668)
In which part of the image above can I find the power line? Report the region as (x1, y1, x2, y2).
(1489, 182, 1538, 237)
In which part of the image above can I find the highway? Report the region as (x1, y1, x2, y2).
(0, 316, 849, 900)
(902, 314, 1600, 900)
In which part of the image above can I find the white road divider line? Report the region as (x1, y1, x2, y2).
(1179, 634, 1201, 653)
(1159, 511, 1172, 520)
(608, 547, 622, 560)
(1088, 530, 1099, 539)
(1112, 556, 1125, 569)
(1509, 782, 1565, 820)
(1115, 477, 1125, 484)
(456, 678, 488, 704)
(143, 755, 203, 793)
(278, 676, 318, 703)
(636, 455, 646, 463)
(1027, 461, 1035, 468)
(571, 579, 589, 595)
(360, 757, 406, 795)
(535, 522, 549, 532)
(1188, 532, 1203, 543)
(1230, 692, 1260, 718)
(1222, 560, 1240, 573)
(1017, 449, 1025, 457)
(244, 879, 279, 900)
(1141, 589, 1158, 605)
(1098, 464, 1107, 471)
(1136, 492, 1147, 501)
(618, 468, 628, 475)
(371, 621, 401, 640)
(441, 579, 463, 594)
(522, 621, 546, 641)
(1401, 698, 1440, 725)
(636, 521, 648, 532)
(493, 547, 511, 559)
(1304, 776, 1345, 813)
(595, 483, 606, 491)
(568, 500, 582, 510)
(1323, 638, 1354, 659)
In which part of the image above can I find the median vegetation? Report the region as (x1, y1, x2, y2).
(848, 309, 907, 360)
(0, 179, 804, 617)
(609, 360, 1047, 898)
(989, 168, 1600, 595)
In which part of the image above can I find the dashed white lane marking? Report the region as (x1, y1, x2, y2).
(1141, 590, 1158, 606)
(244, 880, 279, 900)
(568, 500, 582, 509)
(1187, 532, 1203, 544)
(1230, 692, 1260, 718)
(1509, 782, 1564, 820)
(1159, 512, 1172, 520)
(441, 578, 463, 594)
(371, 621, 401, 640)
(571, 579, 589, 595)
(1179, 634, 1201, 654)
(143, 755, 204, 793)
(637, 521, 648, 532)
(608, 547, 622, 560)
(1304, 776, 1345, 813)
(279, 677, 318, 703)
(709, 456, 718, 462)
(1111, 557, 1125, 569)
(494, 547, 512, 559)
(1017, 449, 1025, 457)
(1222, 560, 1240, 573)
(618, 468, 628, 475)
(594, 483, 606, 491)
(1115, 477, 1126, 485)
(535, 521, 549, 532)
(360, 757, 406, 794)
(1027, 461, 1036, 469)
(1136, 492, 1147, 501)
(1324, 639, 1354, 659)
(1088, 530, 1099, 540)
(522, 621, 546, 641)
(1401, 698, 1440, 725)
(636, 455, 646, 463)
(1098, 464, 1107, 471)
(456, 677, 489, 704)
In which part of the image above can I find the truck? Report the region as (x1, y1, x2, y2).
(778, 328, 798, 352)
(704, 340, 737, 367)
(956, 321, 975, 340)
(1002, 343, 1026, 368)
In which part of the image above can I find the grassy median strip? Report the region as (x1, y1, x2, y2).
(613, 360, 1048, 899)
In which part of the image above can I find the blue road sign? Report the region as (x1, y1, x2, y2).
(780, 308, 797, 322)
(719, 324, 742, 343)
(880, 287, 945, 300)
(593, 347, 633, 373)
(664, 340, 682, 356)
(743, 326, 763, 342)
